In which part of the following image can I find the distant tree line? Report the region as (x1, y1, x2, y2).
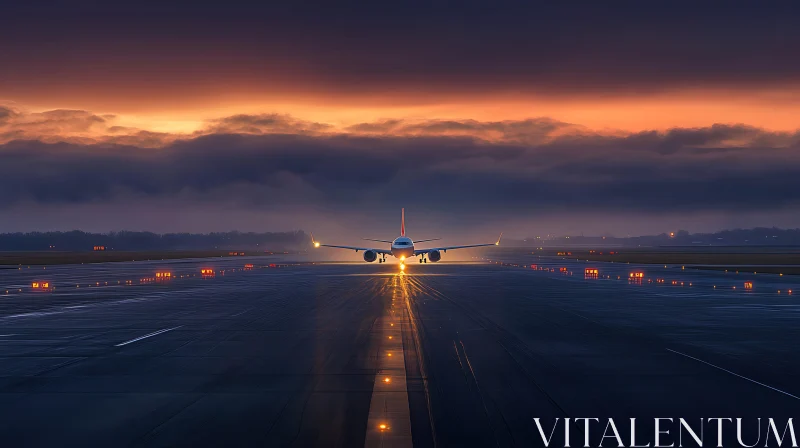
(524, 227, 800, 247)
(0, 230, 309, 251)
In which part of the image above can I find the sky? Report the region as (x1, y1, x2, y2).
(1, 2, 800, 240)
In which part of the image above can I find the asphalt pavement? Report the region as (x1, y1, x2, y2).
(0, 256, 798, 447)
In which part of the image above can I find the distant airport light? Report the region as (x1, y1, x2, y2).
(629, 272, 644, 279)
(244, 264, 254, 270)
(32, 281, 51, 291)
(744, 281, 753, 290)
(93, 245, 106, 251)
(155, 272, 172, 280)
(669, 232, 675, 238)
(530, 264, 538, 269)
(201, 268, 215, 278)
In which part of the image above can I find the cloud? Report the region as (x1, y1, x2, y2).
(345, 118, 583, 144)
(2, 3, 800, 97)
(0, 106, 179, 147)
(204, 113, 333, 135)
(0, 106, 19, 123)
(1, 121, 799, 220)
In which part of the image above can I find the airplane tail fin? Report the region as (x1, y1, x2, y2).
(401, 208, 405, 236)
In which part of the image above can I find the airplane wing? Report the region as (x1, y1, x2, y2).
(317, 243, 393, 255)
(414, 233, 502, 255)
(413, 238, 441, 243)
(361, 238, 394, 244)
(312, 234, 392, 255)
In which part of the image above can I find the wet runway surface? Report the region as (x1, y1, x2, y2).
(0, 255, 799, 447)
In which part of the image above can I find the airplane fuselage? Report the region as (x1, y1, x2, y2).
(391, 236, 415, 259)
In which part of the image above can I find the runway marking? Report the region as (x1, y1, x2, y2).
(115, 326, 183, 347)
(666, 348, 800, 401)
(364, 275, 413, 448)
(229, 308, 252, 318)
(0, 291, 190, 321)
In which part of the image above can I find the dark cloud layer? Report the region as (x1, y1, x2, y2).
(2, 2, 799, 94)
(2, 120, 799, 219)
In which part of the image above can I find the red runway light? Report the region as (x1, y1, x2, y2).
(32, 281, 52, 291)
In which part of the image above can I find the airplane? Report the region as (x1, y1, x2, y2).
(312, 208, 501, 268)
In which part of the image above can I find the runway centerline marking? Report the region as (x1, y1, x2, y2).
(115, 326, 183, 347)
(666, 348, 800, 401)
(364, 275, 413, 448)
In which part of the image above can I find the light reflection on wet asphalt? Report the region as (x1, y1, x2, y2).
(0, 253, 797, 446)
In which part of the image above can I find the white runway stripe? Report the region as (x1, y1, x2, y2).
(115, 326, 183, 347)
(667, 348, 800, 401)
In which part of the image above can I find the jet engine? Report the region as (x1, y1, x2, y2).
(363, 250, 378, 262)
(428, 250, 441, 262)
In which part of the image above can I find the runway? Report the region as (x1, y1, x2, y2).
(0, 257, 798, 447)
